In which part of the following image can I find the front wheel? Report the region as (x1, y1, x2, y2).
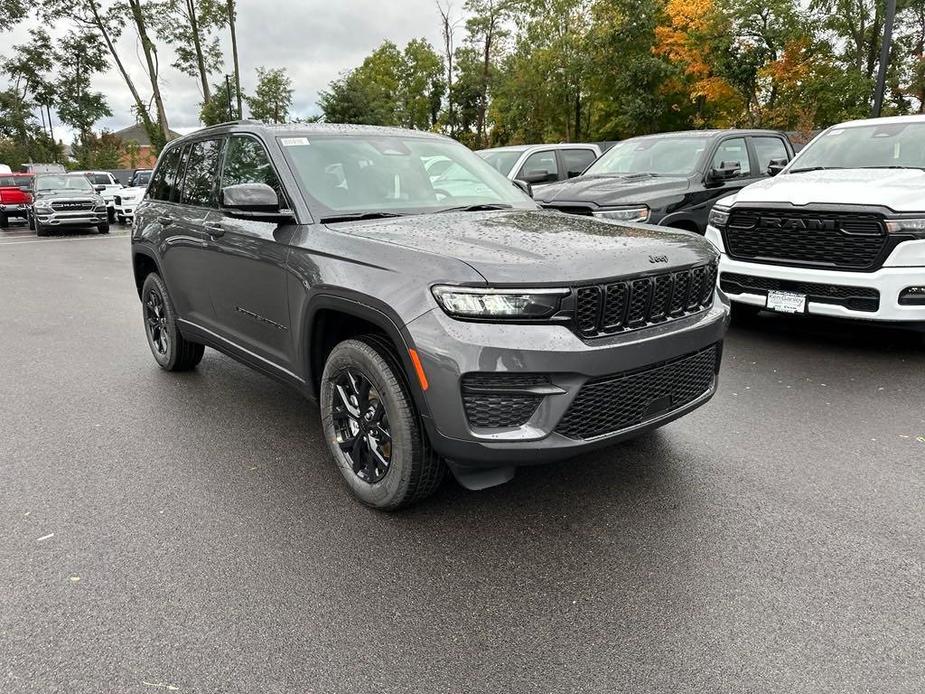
(34, 218, 48, 237)
(320, 336, 444, 510)
(0, 213, 8, 229)
(140, 272, 204, 371)
(97, 221, 110, 234)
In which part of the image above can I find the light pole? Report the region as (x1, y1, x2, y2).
(872, 0, 898, 117)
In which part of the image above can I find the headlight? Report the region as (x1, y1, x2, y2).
(708, 206, 730, 228)
(592, 206, 650, 223)
(33, 202, 52, 213)
(885, 218, 925, 233)
(432, 286, 568, 319)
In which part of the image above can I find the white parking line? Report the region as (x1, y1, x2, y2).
(0, 233, 129, 246)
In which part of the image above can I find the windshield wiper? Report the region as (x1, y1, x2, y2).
(788, 166, 844, 173)
(319, 211, 407, 224)
(433, 203, 513, 214)
(856, 165, 925, 170)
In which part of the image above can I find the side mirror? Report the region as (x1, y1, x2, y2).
(221, 182, 280, 211)
(94, 184, 106, 193)
(566, 170, 583, 179)
(512, 179, 533, 198)
(220, 182, 294, 222)
(767, 158, 788, 176)
(707, 161, 741, 183)
(520, 169, 556, 184)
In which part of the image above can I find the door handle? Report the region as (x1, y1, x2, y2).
(158, 216, 173, 226)
(204, 222, 225, 237)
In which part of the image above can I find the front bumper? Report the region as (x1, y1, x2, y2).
(114, 201, 138, 218)
(406, 297, 729, 466)
(0, 203, 30, 218)
(706, 225, 925, 323)
(34, 210, 108, 227)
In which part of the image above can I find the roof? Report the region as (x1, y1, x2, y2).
(176, 121, 453, 143)
(826, 114, 925, 129)
(626, 128, 785, 141)
(478, 143, 601, 154)
(112, 123, 183, 146)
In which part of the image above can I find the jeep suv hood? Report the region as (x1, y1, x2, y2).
(722, 168, 925, 212)
(534, 174, 690, 206)
(328, 209, 715, 284)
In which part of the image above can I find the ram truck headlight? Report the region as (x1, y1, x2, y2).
(592, 206, 650, 223)
(885, 219, 925, 234)
(708, 206, 730, 228)
(33, 202, 53, 213)
(432, 286, 568, 319)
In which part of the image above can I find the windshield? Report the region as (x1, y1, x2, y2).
(790, 122, 925, 171)
(0, 175, 31, 189)
(584, 136, 708, 176)
(477, 148, 527, 176)
(281, 134, 533, 218)
(134, 171, 152, 186)
(35, 174, 94, 193)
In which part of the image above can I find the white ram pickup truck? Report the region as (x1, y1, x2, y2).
(706, 115, 925, 329)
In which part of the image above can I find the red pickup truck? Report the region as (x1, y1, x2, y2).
(0, 173, 34, 228)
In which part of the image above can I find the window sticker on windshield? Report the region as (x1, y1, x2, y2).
(280, 137, 310, 146)
(828, 129, 845, 137)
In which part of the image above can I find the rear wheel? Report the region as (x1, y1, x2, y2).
(320, 336, 444, 510)
(141, 272, 204, 371)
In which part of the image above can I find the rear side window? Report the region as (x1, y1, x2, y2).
(561, 149, 597, 177)
(518, 150, 558, 181)
(180, 139, 222, 207)
(149, 147, 183, 201)
(753, 137, 789, 174)
(88, 173, 111, 185)
(711, 138, 751, 176)
(221, 136, 284, 202)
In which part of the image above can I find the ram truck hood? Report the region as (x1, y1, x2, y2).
(327, 209, 716, 284)
(720, 168, 925, 212)
(534, 174, 690, 206)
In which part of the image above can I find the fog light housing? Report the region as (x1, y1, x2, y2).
(898, 287, 925, 306)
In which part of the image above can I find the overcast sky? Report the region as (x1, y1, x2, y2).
(4, 0, 451, 141)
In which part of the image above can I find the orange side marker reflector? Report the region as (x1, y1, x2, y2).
(408, 349, 429, 391)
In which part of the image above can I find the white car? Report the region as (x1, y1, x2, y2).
(113, 170, 152, 224)
(476, 143, 603, 190)
(706, 115, 925, 328)
(74, 171, 123, 222)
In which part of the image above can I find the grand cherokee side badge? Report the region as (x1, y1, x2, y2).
(649, 255, 669, 264)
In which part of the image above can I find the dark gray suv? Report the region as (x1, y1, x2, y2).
(132, 122, 729, 509)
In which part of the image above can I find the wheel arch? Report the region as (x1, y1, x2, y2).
(132, 248, 162, 299)
(301, 293, 431, 417)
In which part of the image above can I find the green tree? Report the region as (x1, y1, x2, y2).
(155, 0, 227, 104)
(54, 30, 111, 154)
(247, 67, 293, 123)
(463, 0, 512, 146)
(200, 79, 241, 125)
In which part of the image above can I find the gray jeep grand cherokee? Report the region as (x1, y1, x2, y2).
(132, 122, 729, 509)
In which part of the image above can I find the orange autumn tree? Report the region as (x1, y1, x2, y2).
(654, 0, 741, 125)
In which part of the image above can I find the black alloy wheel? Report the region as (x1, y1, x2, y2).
(144, 287, 170, 357)
(330, 369, 392, 484)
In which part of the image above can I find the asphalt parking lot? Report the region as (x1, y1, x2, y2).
(1, 227, 923, 693)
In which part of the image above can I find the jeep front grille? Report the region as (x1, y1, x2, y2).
(555, 344, 719, 440)
(722, 209, 888, 271)
(574, 261, 717, 338)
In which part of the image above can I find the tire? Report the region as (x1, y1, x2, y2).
(97, 221, 110, 234)
(117, 215, 125, 225)
(0, 213, 8, 229)
(107, 207, 115, 223)
(140, 272, 204, 371)
(35, 219, 48, 237)
(28, 213, 34, 230)
(320, 336, 444, 510)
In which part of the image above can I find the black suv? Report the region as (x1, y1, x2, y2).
(132, 122, 729, 509)
(534, 129, 794, 234)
